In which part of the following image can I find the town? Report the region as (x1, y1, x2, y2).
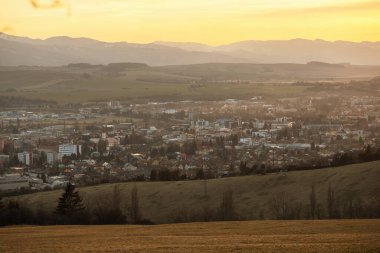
(1, 94, 380, 193)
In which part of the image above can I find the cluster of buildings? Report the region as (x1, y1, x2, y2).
(1, 95, 379, 192)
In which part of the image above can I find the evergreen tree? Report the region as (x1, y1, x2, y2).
(56, 183, 85, 216)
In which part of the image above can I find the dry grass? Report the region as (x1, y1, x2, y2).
(2, 63, 380, 103)
(10, 161, 380, 223)
(1, 220, 379, 253)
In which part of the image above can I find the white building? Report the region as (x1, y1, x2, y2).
(58, 144, 81, 160)
(17, 152, 33, 166)
(107, 100, 122, 109)
(191, 119, 210, 128)
(46, 152, 57, 164)
(0, 174, 29, 191)
(239, 138, 254, 146)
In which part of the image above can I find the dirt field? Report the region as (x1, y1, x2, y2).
(0, 220, 379, 253)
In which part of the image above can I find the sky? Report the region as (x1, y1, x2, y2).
(0, 0, 380, 45)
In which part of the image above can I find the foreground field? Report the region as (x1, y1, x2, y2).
(1, 220, 379, 253)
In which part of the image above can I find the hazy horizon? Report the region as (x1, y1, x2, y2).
(2, 32, 380, 46)
(2, 32, 380, 66)
(1, 0, 380, 45)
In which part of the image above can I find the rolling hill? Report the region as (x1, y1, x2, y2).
(8, 161, 380, 224)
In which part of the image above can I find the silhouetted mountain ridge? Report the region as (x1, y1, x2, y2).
(1, 33, 380, 66)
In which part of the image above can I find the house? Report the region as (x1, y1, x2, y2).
(123, 163, 144, 179)
(106, 137, 119, 150)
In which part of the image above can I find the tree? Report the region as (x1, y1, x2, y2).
(270, 192, 303, 220)
(98, 139, 108, 156)
(150, 169, 157, 181)
(239, 161, 247, 175)
(130, 184, 140, 223)
(41, 173, 47, 183)
(0, 197, 4, 226)
(219, 187, 235, 221)
(195, 168, 205, 179)
(158, 168, 172, 181)
(326, 183, 340, 219)
(309, 185, 317, 219)
(35, 151, 47, 166)
(231, 134, 239, 146)
(0, 196, 4, 210)
(3, 143, 14, 155)
(183, 141, 196, 155)
(91, 185, 126, 224)
(55, 183, 85, 216)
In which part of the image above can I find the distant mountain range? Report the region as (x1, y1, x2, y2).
(1, 33, 380, 66)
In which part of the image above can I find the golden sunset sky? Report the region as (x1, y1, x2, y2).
(1, 0, 380, 45)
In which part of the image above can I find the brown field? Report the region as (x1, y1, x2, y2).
(1, 63, 379, 104)
(1, 220, 380, 253)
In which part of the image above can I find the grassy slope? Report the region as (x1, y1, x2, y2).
(154, 63, 380, 80)
(1, 220, 380, 252)
(1, 63, 379, 103)
(11, 161, 380, 223)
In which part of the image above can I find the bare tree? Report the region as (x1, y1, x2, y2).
(270, 192, 291, 219)
(327, 183, 335, 218)
(270, 192, 303, 220)
(309, 185, 317, 219)
(326, 183, 340, 219)
(130, 184, 140, 223)
(89, 185, 126, 224)
(219, 187, 236, 221)
(112, 185, 121, 211)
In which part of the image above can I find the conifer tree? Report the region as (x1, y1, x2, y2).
(56, 183, 85, 216)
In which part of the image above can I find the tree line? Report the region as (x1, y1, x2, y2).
(0, 183, 152, 226)
(1, 182, 379, 226)
(169, 184, 380, 223)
